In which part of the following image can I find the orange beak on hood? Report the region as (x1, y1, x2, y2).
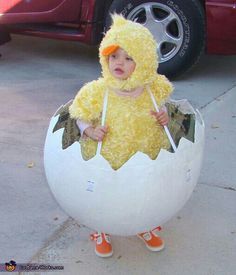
(101, 44, 119, 56)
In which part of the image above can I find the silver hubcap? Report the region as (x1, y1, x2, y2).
(127, 2, 184, 63)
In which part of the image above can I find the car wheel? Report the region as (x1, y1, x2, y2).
(106, 0, 205, 78)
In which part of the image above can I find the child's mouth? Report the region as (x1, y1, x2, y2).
(114, 68, 124, 75)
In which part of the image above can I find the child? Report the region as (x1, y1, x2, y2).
(69, 14, 173, 257)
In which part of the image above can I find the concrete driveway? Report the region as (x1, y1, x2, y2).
(0, 35, 235, 274)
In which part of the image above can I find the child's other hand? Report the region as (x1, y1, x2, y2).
(84, 125, 108, 141)
(151, 110, 169, 126)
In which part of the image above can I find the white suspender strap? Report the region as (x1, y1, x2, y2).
(147, 86, 177, 152)
(96, 90, 109, 155)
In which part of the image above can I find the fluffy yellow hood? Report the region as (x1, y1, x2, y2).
(99, 14, 159, 91)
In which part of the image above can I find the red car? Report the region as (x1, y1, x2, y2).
(0, 0, 235, 78)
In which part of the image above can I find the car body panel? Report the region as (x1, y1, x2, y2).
(206, 0, 236, 54)
(0, 0, 81, 23)
(0, 0, 235, 54)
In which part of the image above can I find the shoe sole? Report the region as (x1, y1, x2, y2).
(137, 235, 165, 252)
(95, 249, 113, 258)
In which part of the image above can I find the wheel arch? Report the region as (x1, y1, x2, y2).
(0, 25, 11, 46)
(90, 0, 113, 44)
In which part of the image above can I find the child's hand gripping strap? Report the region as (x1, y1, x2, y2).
(147, 86, 177, 152)
(96, 90, 109, 155)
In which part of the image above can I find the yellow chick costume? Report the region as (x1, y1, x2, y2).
(69, 15, 173, 170)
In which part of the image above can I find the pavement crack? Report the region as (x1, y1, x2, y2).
(223, 186, 236, 191)
(26, 217, 74, 265)
(199, 84, 236, 110)
(199, 182, 236, 191)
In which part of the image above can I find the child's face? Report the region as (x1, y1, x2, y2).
(108, 48, 136, 80)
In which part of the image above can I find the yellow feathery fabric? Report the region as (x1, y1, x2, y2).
(69, 15, 173, 170)
(69, 80, 105, 123)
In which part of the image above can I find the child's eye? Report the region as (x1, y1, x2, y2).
(126, 57, 133, 61)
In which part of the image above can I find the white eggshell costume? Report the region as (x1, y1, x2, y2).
(44, 98, 204, 236)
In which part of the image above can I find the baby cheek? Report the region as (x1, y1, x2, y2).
(108, 57, 114, 68)
(108, 62, 115, 74)
(131, 63, 136, 73)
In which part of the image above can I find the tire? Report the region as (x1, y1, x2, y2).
(105, 0, 205, 78)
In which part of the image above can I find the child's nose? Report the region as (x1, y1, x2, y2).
(116, 57, 124, 65)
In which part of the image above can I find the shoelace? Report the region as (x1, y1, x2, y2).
(140, 226, 162, 240)
(151, 226, 162, 233)
(90, 232, 111, 243)
(90, 233, 100, 241)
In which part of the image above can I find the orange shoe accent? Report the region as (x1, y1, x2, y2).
(138, 226, 165, 252)
(90, 232, 113, 257)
